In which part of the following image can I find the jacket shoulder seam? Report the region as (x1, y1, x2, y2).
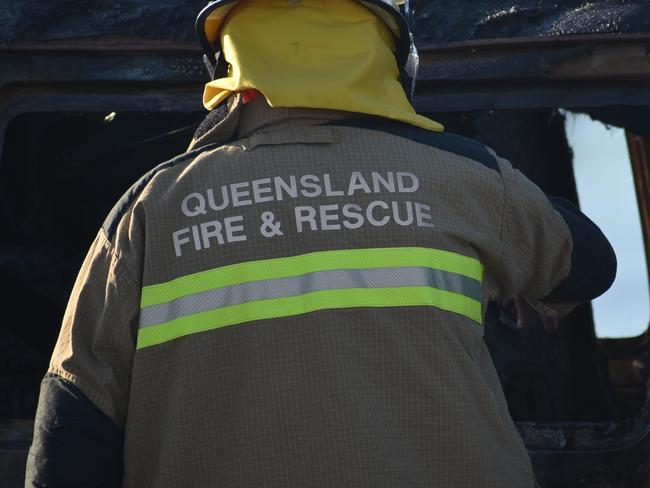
(325, 117, 500, 172)
(101, 143, 223, 241)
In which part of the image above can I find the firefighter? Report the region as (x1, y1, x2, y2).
(26, 0, 616, 486)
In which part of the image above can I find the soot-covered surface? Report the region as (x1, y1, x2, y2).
(0, 0, 648, 45)
(414, 0, 650, 43)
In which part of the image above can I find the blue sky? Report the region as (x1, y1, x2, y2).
(565, 112, 649, 338)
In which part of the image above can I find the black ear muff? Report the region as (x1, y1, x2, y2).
(202, 54, 217, 80)
(212, 52, 230, 81)
(195, 0, 242, 80)
(399, 67, 414, 101)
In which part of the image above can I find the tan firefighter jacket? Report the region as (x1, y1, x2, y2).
(49, 95, 572, 487)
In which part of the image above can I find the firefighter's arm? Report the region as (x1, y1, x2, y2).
(25, 374, 124, 487)
(25, 225, 141, 487)
(542, 196, 616, 302)
(491, 157, 616, 313)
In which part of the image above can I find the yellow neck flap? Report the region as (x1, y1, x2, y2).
(203, 0, 443, 132)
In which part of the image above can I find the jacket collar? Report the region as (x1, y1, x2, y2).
(188, 94, 353, 151)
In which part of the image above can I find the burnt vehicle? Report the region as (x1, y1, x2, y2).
(2, 1, 650, 486)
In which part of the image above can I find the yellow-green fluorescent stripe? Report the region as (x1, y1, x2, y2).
(137, 286, 482, 349)
(140, 247, 483, 308)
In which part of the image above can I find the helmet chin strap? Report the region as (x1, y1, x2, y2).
(404, 33, 419, 100)
(204, 51, 229, 81)
(203, 54, 217, 80)
(400, 0, 418, 100)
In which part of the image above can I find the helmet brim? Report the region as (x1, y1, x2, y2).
(195, 0, 411, 77)
(195, 0, 241, 74)
(358, 0, 410, 66)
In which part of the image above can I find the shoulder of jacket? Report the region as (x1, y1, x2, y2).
(101, 142, 223, 241)
(325, 117, 500, 172)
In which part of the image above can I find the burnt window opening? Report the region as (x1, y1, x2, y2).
(429, 107, 649, 424)
(564, 111, 649, 339)
(0, 110, 203, 419)
(0, 106, 648, 433)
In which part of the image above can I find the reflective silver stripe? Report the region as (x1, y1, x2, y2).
(139, 267, 482, 329)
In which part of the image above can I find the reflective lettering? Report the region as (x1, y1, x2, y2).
(231, 182, 252, 207)
(173, 228, 191, 257)
(320, 204, 341, 230)
(415, 203, 435, 228)
(323, 174, 344, 196)
(181, 193, 207, 217)
(392, 201, 414, 226)
(342, 204, 364, 229)
(225, 216, 247, 242)
(372, 172, 395, 193)
(300, 175, 322, 198)
(200, 221, 224, 248)
(397, 172, 419, 193)
(348, 171, 371, 195)
(207, 186, 229, 211)
(191, 226, 202, 250)
(274, 175, 298, 200)
(295, 206, 317, 232)
(252, 178, 273, 203)
(367, 201, 390, 226)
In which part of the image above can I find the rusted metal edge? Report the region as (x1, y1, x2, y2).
(599, 327, 650, 358)
(517, 380, 650, 451)
(1, 33, 649, 112)
(418, 33, 650, 54)
(0, 36, 200, 54)
(2, 33, 649, 87)
(0, 91, 202, 159)
(417, 38, 650, 83)
(628, 133, 650, 292)
(2, 32, 648, 54)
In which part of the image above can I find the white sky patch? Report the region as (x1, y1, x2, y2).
(565, 111, 649, 338)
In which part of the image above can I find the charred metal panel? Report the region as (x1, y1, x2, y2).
(1, 3, 650, 487)
(1, 0, 649, 45)
(415, 35, 650, 112)
(415, 0, 650, 43)
(0, 1, 206, 44)
(2, 35, 650, 120)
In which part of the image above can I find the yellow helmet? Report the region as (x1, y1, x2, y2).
(195, 0, 419, 97)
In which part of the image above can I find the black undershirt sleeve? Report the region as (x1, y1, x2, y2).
(543, 197, 617, 303)
(25, 374, 124, 488)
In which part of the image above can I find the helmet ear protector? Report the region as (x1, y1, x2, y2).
(195, 0, 419, 99)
